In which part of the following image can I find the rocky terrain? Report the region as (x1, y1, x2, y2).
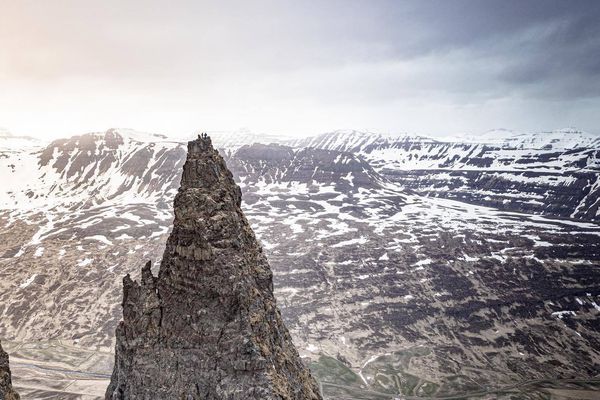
(107, 135, 321, 399)
(0, 128, 599, 399)
(0, 340, 19, 400)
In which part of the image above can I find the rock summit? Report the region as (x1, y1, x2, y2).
(106, 134, 322, 399)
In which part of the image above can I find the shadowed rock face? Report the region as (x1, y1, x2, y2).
(106, 134, 322, 399)
(0, 341, 19, 400)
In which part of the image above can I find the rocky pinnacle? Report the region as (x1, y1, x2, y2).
(0, 341, 19, 400)
(106, 134, 322, 399)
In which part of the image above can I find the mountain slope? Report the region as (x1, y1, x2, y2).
(291, 129, 600, 221)
(0, 129, 599, 399)
(1, 128, 185, 213)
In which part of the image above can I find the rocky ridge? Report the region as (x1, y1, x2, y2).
(106, 134, 322, 399)
(0, 341, 19, 400)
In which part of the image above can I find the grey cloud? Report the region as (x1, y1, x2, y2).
(1, 0, 599, 137)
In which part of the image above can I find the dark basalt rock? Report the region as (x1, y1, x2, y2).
(0, 341, 19, 400)
(106, 134, 322, 399)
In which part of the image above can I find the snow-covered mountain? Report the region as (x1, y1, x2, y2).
(0, 128, 185, 213)
(1, 128, 599, 399)
(291, 128, 600, 171)
(291, 129, 600, 220)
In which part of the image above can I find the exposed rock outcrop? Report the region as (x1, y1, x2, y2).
(0, 341, 19, 400)
(106, 134, 322, 399)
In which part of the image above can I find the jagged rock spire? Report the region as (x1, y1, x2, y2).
(106, 135, 322, 399)
(0, 341, 20, 400)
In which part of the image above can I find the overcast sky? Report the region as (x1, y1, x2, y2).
(1, 0, 599, 139)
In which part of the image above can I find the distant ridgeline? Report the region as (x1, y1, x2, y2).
(1, 127, 598, 221)
(290, 128, 600, 221)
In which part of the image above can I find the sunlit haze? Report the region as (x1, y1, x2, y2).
(1, 0, 600, 140)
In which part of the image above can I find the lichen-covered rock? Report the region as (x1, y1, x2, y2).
(0, 341, 19, 400)
(106, 134, 322, 399)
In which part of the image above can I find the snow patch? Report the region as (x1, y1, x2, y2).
(19, 274, 37, 288)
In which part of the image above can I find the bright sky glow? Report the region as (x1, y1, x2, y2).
(1, 0, 599, 139)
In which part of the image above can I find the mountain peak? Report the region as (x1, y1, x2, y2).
(106, 134, 322, 399)
(179, 133, 239, 197)
(188, 132, 215, 157)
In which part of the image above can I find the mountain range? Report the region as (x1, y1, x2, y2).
(0, 127, 599, 399)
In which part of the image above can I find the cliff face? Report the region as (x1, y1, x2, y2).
(106, 134, 322, 399)
(0, 341, 19, 400)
